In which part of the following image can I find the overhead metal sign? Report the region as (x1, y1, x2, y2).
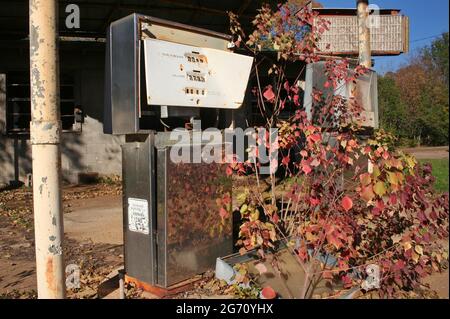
(315, 13, 409, 56)
(143, 38, 253, 110)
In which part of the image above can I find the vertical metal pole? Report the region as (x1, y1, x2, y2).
(357, 0, 374, 174)
(118, 270, 125, 299)
(357, 0, 372, 68)
(29, 0, 66, 299)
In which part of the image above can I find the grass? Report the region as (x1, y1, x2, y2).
(419, 159, 449, 193)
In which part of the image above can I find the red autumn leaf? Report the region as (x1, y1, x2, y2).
(372, 207, 381, 216)
(341, 196, 353, 212)
(341, 275, 353, 289)
(219, 207, 229, 219)
(282, 156, 290, 167)
(261, 286, 277, 299)
(327, 232, 343, 250)
(338, 260, 348, 271)
(389, 194, 398, 205)
(273, 213, 280, 224)
(376, 199, 385, 211)
(222, 194, 231, 205)
(309, 133, 322, 143)
(418, 211, 427, 223)
(263, 86, 276, 101)
(363, 146, 372, 155)
(360, 173, 372, 186)
(302, 164, 312, 175)
(293, 94, 300, 106)
(310, 197, 321, 206)
(394, 260, 406, 271)
(348, 139, 357, 147)
(394, 275, 403, 287)
(430, 210, 438, 221)
(415, 265, 425, 277)
(298, 246, 308, 261)
(360, 186, 375, 202)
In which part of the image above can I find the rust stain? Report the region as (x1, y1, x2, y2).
(125, 274, 201, 298)
(46, 257, 57, 294)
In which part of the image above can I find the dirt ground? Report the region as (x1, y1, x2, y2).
(0, 183, 123, 299)
(400, 146, 449, 160)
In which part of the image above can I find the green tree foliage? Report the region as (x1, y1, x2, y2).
(422, 33, 449, 85)
(378, 75, 407, 137)
(378, 33, 449, 146)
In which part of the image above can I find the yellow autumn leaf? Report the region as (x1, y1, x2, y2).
(249, 210, 260, 222)
(387, 172, 399, 186)
(372, 165, 381, 179)
(411, 251, 420, 264)
(403, 241, 412, 251)
(396, 172, 405, 185)
(360, 173, 372, 186)
(305, 232, 318, 242)
(406, 156, 417, 169)
(374, 181, 387, 196)
(415, 245, 424, 256)
(287, 240, 296, 248)
(391, 234, 402, 244)
(236, 190, 249, 206)
(433, 253, 442, 263)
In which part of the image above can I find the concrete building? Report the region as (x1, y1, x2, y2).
(1, 0, 263, 185)
(0, 1, 407, 185)
(1, 40, 123, 184)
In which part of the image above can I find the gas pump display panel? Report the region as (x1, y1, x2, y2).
(143, 38, 253, 109)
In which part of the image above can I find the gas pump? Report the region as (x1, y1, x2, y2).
(104, 14, 253, 290)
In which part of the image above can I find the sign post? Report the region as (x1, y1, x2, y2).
(29, 0, 65, 299)
(357, 0, 372, 68)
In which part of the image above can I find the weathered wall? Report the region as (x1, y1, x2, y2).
(0, 42, 124, 185)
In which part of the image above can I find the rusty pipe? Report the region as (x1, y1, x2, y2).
(29, 0, 66, 299)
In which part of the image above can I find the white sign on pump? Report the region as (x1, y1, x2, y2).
(143, 38, 253, 109)
(128, 198, 149, 235)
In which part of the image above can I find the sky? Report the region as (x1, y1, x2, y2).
(322, 0, 450, 73)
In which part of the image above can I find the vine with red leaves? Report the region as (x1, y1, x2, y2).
(226, 0, 449, 299)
